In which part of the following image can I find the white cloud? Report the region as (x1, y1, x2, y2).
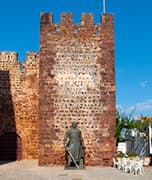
(126, 106, 136, 113)
(117, 99, 152, 116)
(135, 99, 152, 111)
(139, 80, 148, 88)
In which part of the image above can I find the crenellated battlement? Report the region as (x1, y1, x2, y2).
(41, 12, 113, 26)
(40, 13, 114, 38)
(26, 52, 39, 63)
(0, 51, 39, 80)
(0, 51, 39, 63)
(0, 51, 18, 62)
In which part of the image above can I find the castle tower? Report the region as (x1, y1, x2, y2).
(39, 12, 116, 166)
(0, 51, 39, 160)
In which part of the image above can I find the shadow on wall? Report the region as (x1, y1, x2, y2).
(0, 70, 22, 161)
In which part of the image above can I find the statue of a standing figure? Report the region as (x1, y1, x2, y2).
(64, 121, 85, 168)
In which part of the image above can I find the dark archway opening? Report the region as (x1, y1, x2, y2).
(0, 132, 22, 161)
(0, 70, 18, 162)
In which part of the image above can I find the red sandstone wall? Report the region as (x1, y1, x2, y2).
(0, 51, 39, 159)
(39, 13, 116, 166)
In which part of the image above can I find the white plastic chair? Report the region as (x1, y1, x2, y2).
(133, 159, 144, 175)
(112, 157, 119, 168)
(117, 158, 122, 170)
(121, 157, 128, 172)
(112, 158, 120, 168)
(124, 159, 135, 173)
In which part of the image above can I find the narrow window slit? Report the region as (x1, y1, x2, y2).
(53, 26, 58, 33)
(75, 27, 79, 34)
(96, 28, 99, 34)
(19, 64, 24, 72)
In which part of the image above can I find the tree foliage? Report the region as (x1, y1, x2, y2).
(115, 109, 150, 145)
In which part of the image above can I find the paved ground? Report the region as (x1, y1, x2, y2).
(0, 160, 152, 180)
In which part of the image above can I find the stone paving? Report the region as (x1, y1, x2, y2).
(0, 160, 152, 180)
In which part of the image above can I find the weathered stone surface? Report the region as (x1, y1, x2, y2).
(39, 13, 116, 166)
(0, 51, 39, 159)
(0, 12, 116, 166)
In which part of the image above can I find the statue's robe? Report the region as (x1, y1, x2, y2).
(64, 127, 83, 164)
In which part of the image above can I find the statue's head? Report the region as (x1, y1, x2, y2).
(71, 121, 78, 128)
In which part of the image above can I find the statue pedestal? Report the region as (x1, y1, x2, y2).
(64, 160, 85, 170)
(64, 166, 85, 170)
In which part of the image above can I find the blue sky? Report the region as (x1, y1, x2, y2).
(0, 0, 152, 116)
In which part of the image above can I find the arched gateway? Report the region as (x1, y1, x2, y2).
(0, 132, 22, 161)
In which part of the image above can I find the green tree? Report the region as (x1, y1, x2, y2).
(115, 109, 149, 145)
(115, 110, 130, 144)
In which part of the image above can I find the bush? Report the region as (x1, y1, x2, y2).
(117, 152, 126, 158)
(127, 151, 138, 157)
